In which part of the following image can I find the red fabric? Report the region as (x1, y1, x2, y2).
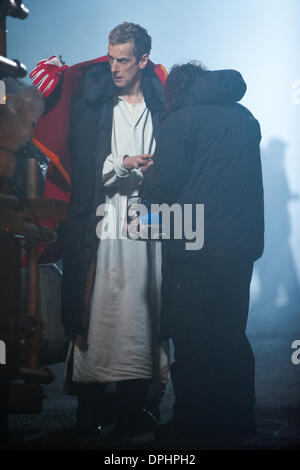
(31, 55, 167, 263)
(33, 55, 110, 191)
(30, 56, 69, 98)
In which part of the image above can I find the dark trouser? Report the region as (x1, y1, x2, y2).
(76, 378, 161, 428)
(163, 255, 255, 435)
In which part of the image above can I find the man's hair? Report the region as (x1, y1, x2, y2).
(164, 61, 207, 112)
(108, 22, 152, 62)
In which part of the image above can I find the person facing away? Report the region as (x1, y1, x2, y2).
(58, 22, 169, 436)
(140, 62, 264, 439)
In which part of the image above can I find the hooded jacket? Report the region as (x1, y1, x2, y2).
(140, 69, 264, 261)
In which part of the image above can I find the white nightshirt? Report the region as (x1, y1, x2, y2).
(72, 97, 168, 383)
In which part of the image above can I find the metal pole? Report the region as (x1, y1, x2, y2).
(0, 15, 6, 57)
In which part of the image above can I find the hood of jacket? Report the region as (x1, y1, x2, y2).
(181, 69, 247, 108)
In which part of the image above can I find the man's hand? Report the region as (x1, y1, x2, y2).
(75, 334, 88, 351)
(123, 154, 153, 173)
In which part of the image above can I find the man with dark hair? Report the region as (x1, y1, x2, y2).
(109, 22, 152, 61)
(141, 62, 264, 439)
(30, 22, 168, 436)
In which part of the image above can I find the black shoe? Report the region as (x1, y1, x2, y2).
(75, 388, 102, 437)
(134, 408, 158, 434)
(75, 406, 102, 437)
(115, 409, 158, 438)
(74, 420, 102, 437)
(154, 417, 185, 439)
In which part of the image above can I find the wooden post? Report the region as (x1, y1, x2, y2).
(25, 159, 43, 370)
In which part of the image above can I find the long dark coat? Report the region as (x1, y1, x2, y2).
(140, 69, 264, 343)
(61, 62, 164, 337)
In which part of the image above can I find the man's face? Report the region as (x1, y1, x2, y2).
(108, 41, 148, 90)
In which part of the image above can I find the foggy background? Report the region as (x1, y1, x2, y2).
(7, 0, 300, 330)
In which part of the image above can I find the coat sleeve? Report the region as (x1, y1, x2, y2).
(102, 153, 130, 186)
(140, 114, 193, 204)
(102, 153, 144, 187)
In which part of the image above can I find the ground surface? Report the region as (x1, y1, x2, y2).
(1, 303, 300, 451)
